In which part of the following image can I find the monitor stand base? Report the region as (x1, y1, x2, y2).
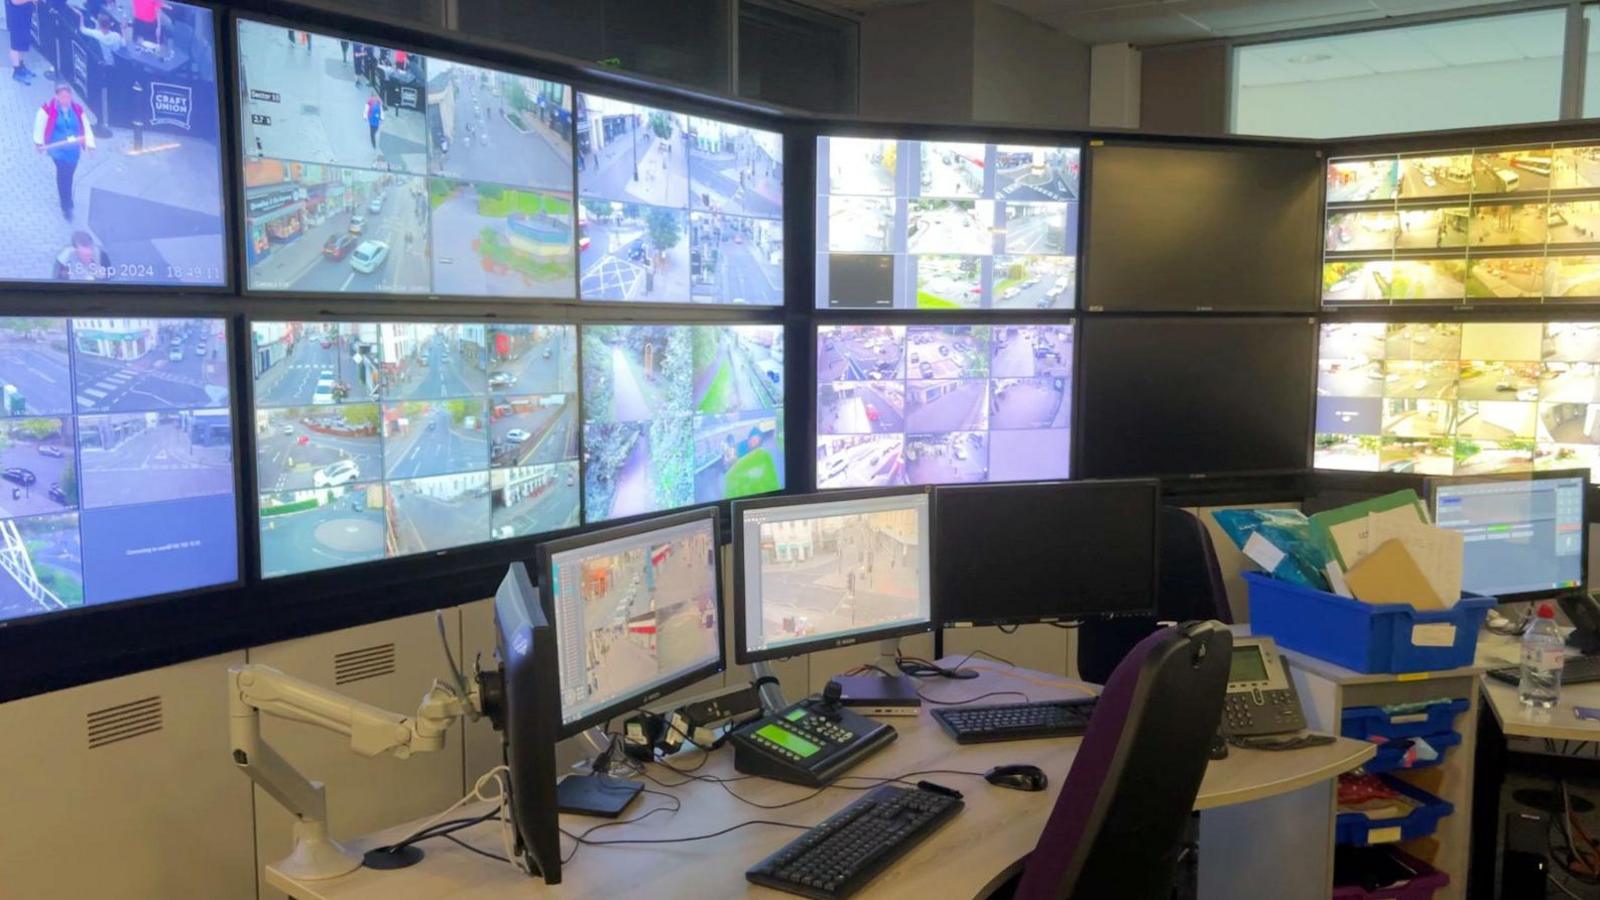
(556, 773, 643, 818)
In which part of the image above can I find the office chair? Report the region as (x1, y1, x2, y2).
(1006, 621, 1232, 900)
(1076, 507, 1231, 685)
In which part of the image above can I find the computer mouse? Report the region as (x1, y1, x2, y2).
(985, 764, 1047, 792)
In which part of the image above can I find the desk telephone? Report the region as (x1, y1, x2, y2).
(1219, 637, 1308, 737)
(731, 686, 897, 787)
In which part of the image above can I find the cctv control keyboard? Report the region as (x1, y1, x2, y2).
(1488, 653, 1600, 686)
(745, 784, 962, 899)
(931, 697, 1098, 744)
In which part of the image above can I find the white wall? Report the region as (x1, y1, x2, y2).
(972, 1, 1091, 127)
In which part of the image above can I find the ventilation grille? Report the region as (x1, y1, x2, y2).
(335, 643, 396, 685)
(86, 696, 162, 749)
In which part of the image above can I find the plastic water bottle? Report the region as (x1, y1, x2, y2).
(1519, 603, 1565, 708)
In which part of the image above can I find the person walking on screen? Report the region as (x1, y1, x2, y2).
(363, 90, 383, 150)
(33, 82, 95, 221)
(7, 0, 38, 84)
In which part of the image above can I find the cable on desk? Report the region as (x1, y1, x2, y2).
(915, 688, 1030, 706)
(562, 818, 812, 852)
(442, 833, 512, 864)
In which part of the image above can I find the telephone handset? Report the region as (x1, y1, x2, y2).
(1218, 636, 1308, 738)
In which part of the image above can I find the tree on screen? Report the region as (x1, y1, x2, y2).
(646, 208, 682, 253)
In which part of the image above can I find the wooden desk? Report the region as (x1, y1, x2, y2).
(1469, 633, 1600, 899)
(270, 661, 1373, 900)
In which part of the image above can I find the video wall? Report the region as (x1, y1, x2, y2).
(1325, 143, 1600, 305)
(815, 137, 1080, 311)
(2, 1, 226, 287)
(252, 320, 580, 577)
(816, 323, 1072, 487)
(575, 94, 784, 305)
(236, 18, 577, 298)
(0, 317, 238, 623)
(582, 324, 785, 522)
(1315, 321, 1600, 481)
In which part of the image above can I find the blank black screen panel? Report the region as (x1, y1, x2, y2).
(934, 479, 1159, 624)
(1083, 143, 1321, 312)
(1077, 317, 1315, 477)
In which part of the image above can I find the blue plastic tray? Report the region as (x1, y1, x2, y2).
(1362, 731, 1462, 774)
(1342, 699, 1470, 741)
(1336, 775, 1453, 846)
(1245, 573, 1493, 674)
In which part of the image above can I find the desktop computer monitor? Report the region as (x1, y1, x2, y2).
(489, 562, 562, 884)
(1427, 471, 1588, 604)
(932, 478, 1161, 627)
(732, 488, 933, 665)
(537, 506, 726, 737)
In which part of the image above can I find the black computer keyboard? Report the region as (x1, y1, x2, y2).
(745, 784, 962, 899)
(930, 697, 1098, 744)
(1488, 653, 1600, 686)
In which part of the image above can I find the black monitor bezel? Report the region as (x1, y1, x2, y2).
(490, 561, 562, 884)
(534, 505, 726, 739)
(1424, 467, 1591, 604)
(730, 485, 933, 665)
(930, 477, 1162, 627)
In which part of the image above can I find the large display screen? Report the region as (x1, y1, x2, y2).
(815, 323, 1073, 487)
(1084, 143, 1321, 312)
(575, 94, 783, 305)
(1315, 321, 1600, 481)
(581, 324, 785, 522)
(3, 2, 226, 286)
(1077, 317, 1315, 478)
(251, 321, 580, 577)
(815, 137, 1080, 310)
(1324, 143, 1600, 305)
(0, 317, 238, 623)
(237, 19, 576, 298)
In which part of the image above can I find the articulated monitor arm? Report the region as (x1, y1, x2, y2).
(227, 664, 476, 881)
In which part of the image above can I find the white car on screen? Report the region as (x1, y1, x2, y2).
(505, 429, 532, 444)
(313, 459, 361, 488)
(349, 241, 390, 274)
(312, 371, 337, 405)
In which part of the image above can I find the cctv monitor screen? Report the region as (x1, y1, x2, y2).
(580, 324, 785, 522)
(933, 479, 1159, 626)
(0, 317, 238, 623)
(1430, 474, 1586, 601)
(236, 18, 577, 298)
(544, 510, 722, 733)
(251, 320, 580, 577)
(1077, 317, 1316, 477)
(1084, 143, 1321, 312)
(735, 490, 932, 662)
(575, 93, 783, 305)
(3, 1, 226, 287)
(816, 323, 1072, 487)
(1314, 320, 1600, 480)
(815, 136, 1080, 310)
(1323, 142, 1600, 306)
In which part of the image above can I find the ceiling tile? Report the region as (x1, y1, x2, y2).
(1181, 0, 1379, 34)
(1039, 6, 1215, 43)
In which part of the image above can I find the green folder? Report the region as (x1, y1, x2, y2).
(1308, 489, 1428, 572)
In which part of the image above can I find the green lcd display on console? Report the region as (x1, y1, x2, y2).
(757, 724, 821, 758)
(785, 708, 808, 722)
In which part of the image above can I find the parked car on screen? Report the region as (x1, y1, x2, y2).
(314, 459, 361, 488)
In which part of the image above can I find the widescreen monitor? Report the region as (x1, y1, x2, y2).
(816, 322, 1072, 488)
(1083, 143, 1321, 312)
(814, 136, 1080, 310)
(236, 18, 577, 298)
(732, 488, 933, 664)
(1077, 317, 1316, 478)
(538, 507, 724, 736)
(1315, 320, 1600, 481)
(580, 323, 785, 522)
(1428, 472, 1587, 603)
(933, 479, 1160, 626)
(575, 93, 784, 305)
(252, 320, 581, 577)
(1323, 142, 1600, 306)
(3, 1, 227, 287)
(0, 317, 238, 623)
(489, 562, 561, 884)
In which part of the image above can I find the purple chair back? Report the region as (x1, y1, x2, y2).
(1012, 621, 1232, 900)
